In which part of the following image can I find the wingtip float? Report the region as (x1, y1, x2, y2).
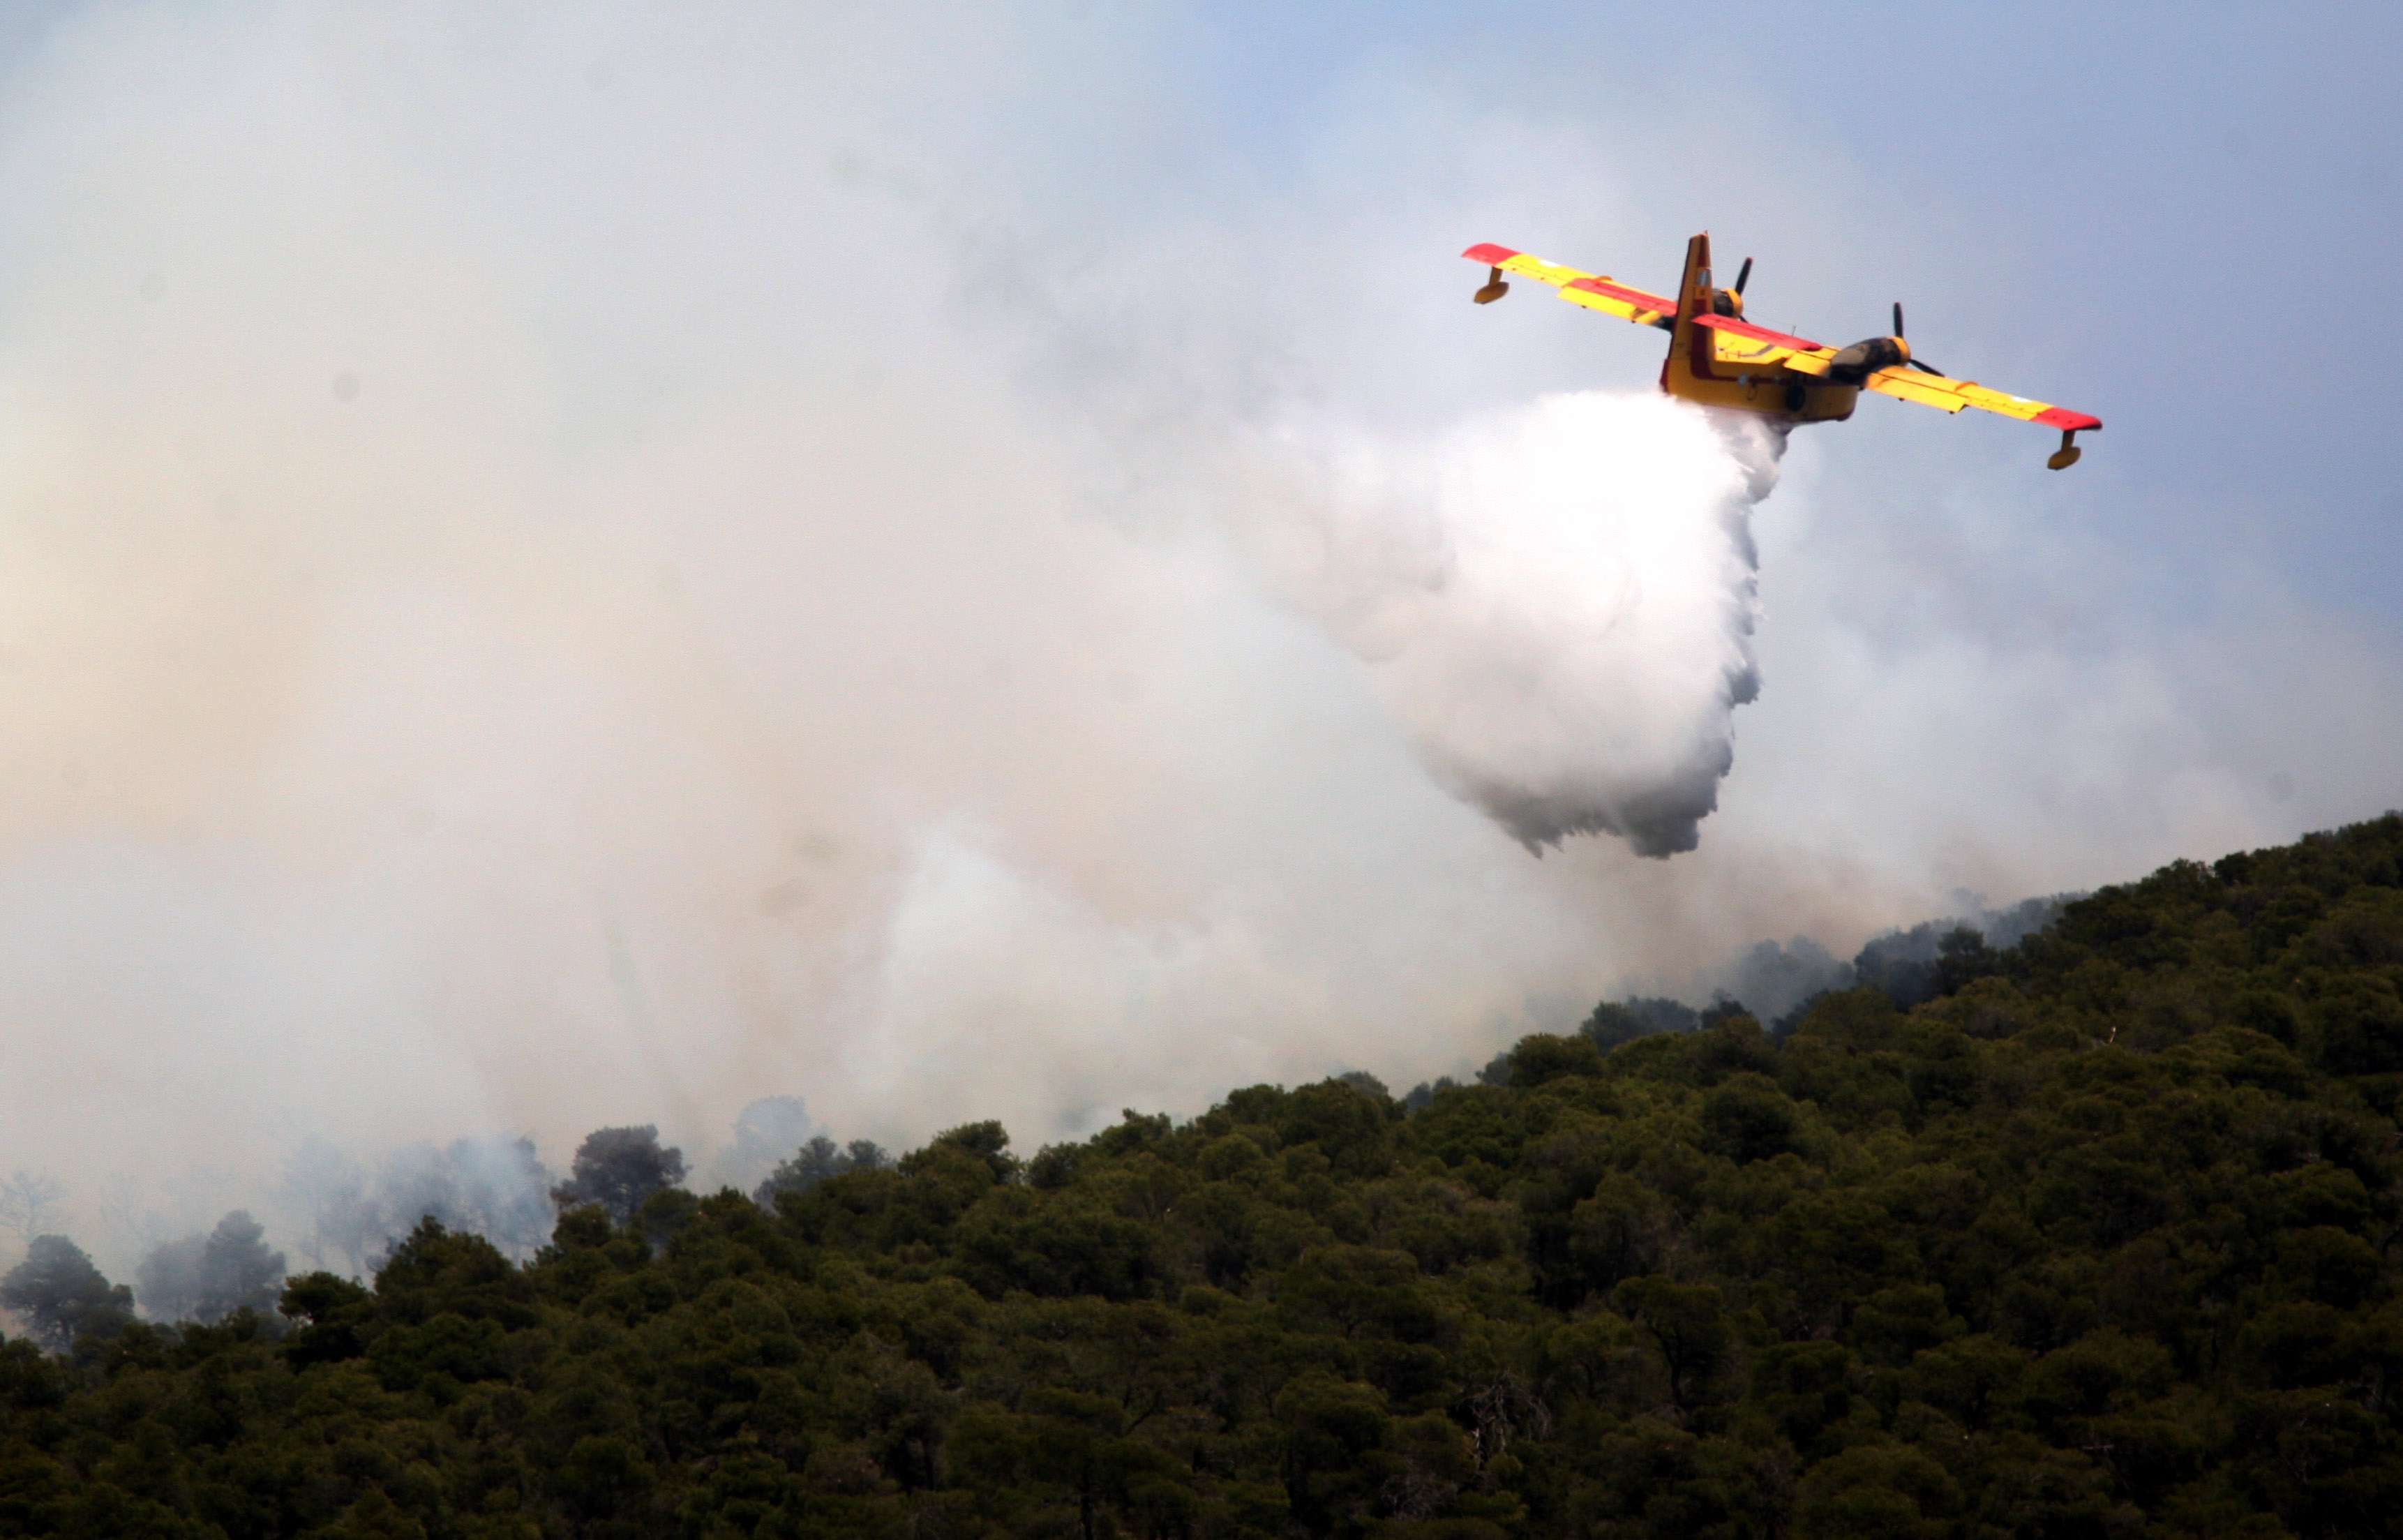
(1462, 234, 2100, 470)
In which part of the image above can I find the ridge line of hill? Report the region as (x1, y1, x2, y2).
(4, 811, 2401, 1537)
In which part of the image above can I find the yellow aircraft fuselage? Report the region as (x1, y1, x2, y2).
(1660, 232, 1857, 423)
(1663, 341, 1862, 423)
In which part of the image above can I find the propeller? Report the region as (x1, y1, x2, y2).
(1734, 257, 1752, 296)
(1893, 301, 1945, 375)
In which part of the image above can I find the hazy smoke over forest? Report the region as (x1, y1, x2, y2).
(0, 2, 2388, 1289)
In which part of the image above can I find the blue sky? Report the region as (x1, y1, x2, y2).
(1090, 3, 2393, 613)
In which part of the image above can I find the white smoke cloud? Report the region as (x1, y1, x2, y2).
(0, 3, 2394, 1282)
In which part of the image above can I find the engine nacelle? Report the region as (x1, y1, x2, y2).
(1827, 334, 1909, 384)
(1708, 287, 1744, 317)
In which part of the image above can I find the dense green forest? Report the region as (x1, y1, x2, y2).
(5, 814, 2403, 1539)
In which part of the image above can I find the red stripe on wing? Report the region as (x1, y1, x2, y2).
(1689, 313, 1827, 352)
(1462, 243, 1520, 264)
(2032, 406, 2102, 431)
(1566, 276, 1679, 314)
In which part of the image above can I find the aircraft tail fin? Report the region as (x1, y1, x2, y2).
(1668, 233, 1715, 380)
(1672, 232, 1712, 330)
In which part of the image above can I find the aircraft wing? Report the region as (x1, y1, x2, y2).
(1689, 314, 1836, 374)
(1862, 366, 2101, 432)
(1462, 244, 1677, 329)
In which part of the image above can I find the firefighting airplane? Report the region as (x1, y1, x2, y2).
(1464, 233, 2100, 469)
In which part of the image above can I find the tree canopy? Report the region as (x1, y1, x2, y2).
(1, 812, 2401, 1537)
(133, 1209, 288, 1326)
(549, 1126, 689, 1227)
(0, 1237, 130, 1354)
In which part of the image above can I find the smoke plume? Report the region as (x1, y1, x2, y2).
(0, 3, 2392, 1265)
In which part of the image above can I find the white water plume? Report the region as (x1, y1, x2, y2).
(1298, 392, 1782, 856)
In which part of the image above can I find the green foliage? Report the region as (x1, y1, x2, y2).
(1, 813, 2401, 1536)
(548, 1126, 687, 1227)
(0, 1237, 133, 1355)
(751, 1136, 890, 1207)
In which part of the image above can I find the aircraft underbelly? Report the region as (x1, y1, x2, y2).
(1663, 357, 1857, 422)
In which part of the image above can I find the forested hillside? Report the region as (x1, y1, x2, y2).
(5, 814, 2403, 1539)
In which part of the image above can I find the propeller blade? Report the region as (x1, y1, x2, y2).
(1892, 301, 1904, 338)
(1907, 357, 1945, 375)
(1734, 257, 1752, 296)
